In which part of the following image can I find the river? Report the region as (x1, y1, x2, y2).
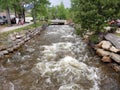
(0, 25, 120, 90)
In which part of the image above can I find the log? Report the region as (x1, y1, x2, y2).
(105, 33, 120, 49)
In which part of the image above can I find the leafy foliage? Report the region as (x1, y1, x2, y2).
(0, 0, 50, 25)
(48, 2, 71, 19)
(71, 0, 120, 33)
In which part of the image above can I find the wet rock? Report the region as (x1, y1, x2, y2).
(0, 27, 42, 56)
(9, 34, 16, 41)
(111, 63, 120, 72)
(12, 46, 18, 50)
(110, 53, 120, 64)
(102, 56, 112, 63)
(109, 46, 120, 53)
(0, 45, 7, 51)
(18, 41, 24, 46)
(98, 40, 112, 50)
(16, 35, 23, 39)
(2, 50, 9, 55)
(96, 49, 110, 57)
(16, 39, 23, 42)
(7, 48, 14, 53)
(95, 44, 101, 49)
(83, 35, 89, 41)
(22, 36, 26, 40)
(24, 37, 30, 42)
(2, 80, 14, 90)
(105, 33, 120, 49)
(0, 52, 4, 57)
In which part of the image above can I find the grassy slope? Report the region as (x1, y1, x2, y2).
(0, 22, 42, 46)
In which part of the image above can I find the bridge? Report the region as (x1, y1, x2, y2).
(50, 20, 67, 25)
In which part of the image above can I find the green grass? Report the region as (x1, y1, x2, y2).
(115, 33, 120, 36)
(0, 22, 42, 36)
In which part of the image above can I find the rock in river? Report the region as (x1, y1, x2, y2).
(102, 56, 112, 63)
(96, 49, 110, 57)
(110, 53, 120, 64)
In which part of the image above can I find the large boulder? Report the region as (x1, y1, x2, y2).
(110, 53, 120, 64)
(102, 56, 112, 63)
(97, 40, 112, 50)
(110, 63, 120, 72)
(109, 46, 120, 53)
(0, 45, 6, 51)
(96, 49, 110, 56)
(105, 33, 120, 49)
(16, 35, 23, 39)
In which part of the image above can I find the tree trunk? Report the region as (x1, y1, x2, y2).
(14, 5, 17, 17)
(33, 9, 36, 24)
(23, 8, 25, 23)
(21, 6, 25, 23)
(6, 6, 11, 26)
(33, 0, 36, 26)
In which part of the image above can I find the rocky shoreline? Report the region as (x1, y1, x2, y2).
(0, 25, 48, 58)
(94, 33, 120, 72)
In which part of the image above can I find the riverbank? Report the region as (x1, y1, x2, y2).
(94, 33, 120, 72)
(1, 25, 120, 89)
(83, 29, 120, 72)
(74, 23, 120, 72)
(0, 22, 47, 58)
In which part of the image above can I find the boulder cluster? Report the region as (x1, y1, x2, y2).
(95, 34, 120, 72)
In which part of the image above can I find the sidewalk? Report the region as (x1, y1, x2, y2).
(0, 22, 33, 33)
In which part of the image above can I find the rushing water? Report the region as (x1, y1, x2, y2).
(0, 25, 120, 90)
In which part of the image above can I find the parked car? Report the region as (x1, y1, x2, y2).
(0, 16, 6, 25)
(0, 15, 16, 24)
(2, 16, 7, 23)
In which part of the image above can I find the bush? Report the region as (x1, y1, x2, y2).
(89, 34, 99, 44)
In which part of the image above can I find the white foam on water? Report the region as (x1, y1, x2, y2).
(34, 56, 100, 90)
(32, 25, 100, 89)
(2, 81, 15, 90)
(26, 48, 35, 53)
(46, 25, 74, 38)
(61, 35, 74, 38)
(41, 42, 74, 61)
(22, 55, 31, 60)
(59, 83, 81, 90)
(45, 31, 59, 36)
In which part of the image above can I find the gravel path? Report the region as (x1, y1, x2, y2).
(0, 22, 33, 33)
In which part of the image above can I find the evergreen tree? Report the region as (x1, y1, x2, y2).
(48, 2, 71, 20)
(0, 0, 12, 25)
(71, 0, 120, 33)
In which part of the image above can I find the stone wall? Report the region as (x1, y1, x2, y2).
(0, 25, 47, 58)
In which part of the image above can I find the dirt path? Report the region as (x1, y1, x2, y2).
(0, 22, 33, 33)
